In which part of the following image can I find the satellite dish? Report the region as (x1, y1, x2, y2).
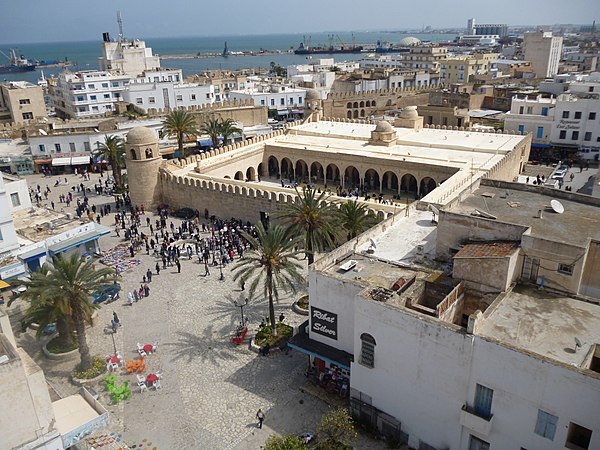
(430, 205, 440, 216)
(575, 337, 582, 349)
(550, 199, 564, 214)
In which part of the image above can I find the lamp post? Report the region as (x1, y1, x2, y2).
(110, 330, 117, 354)
(219, 257, 224, 281)
(235, 297, 248, 325)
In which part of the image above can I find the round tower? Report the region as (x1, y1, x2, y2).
(125, 127, 162, 209)
(305, 88, 322, 121)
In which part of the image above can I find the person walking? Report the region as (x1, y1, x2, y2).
(127, 291, 134, 306)
(111, 312, 120, 332)
(156, 262, 160, 275)
(176, 259, 181, 273)
(256, 409, 265, 429)
(204, 260, 210, 276)
(147, 269, 153, 282)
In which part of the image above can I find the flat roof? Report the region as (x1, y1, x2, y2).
(450, 184, 600, 247)
(52, 394, 100, 437)
(454, 242, 519, 258)
(477, 285, 600, 367)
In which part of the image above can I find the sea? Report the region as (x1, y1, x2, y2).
(0, 31, 457, 83)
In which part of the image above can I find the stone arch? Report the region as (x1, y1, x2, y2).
(400, 173, 418, 194)
(353, 110, 359, 119)
(224, 175, 231, 179)
(366, 101, 371, 107)
(347, 110, 352, 119)
(310, 161, 324, 184)
(268, 156, 279, 176)
(346, 102, 352, 108)
(295, 159, 309, 180)
(130, 149, 137, 160)
(386, 99, 392, 107)
(246, 166, 256, 181)
(382, 171, 399, 193)
(257, 163, 264, 178)
(326, 163, 340, 184)
(360, 109, 365, 117)
(359, 101, 365, 108)
(377, 211, 385, 220)
(281, 157, 294, 179)
(372, 100, 377, 107)
(344, 165, 360, 187)
(234, 171, 244, 181)
(353, 101, 359, 108)
(145, 148, 153, 159)
(419, 176, 437, 195)
(364, 168, 381, 192)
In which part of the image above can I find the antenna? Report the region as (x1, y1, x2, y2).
(574, 337, 583, 351)
(550, 199, 564, 214)
(117, 11, 124, 42)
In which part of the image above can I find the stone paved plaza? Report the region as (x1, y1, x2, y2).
(11, 172, 388, 450)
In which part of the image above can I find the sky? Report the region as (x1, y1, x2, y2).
(1, 0, 599, 44)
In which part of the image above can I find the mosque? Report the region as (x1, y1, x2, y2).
(124, 89, 531, 222)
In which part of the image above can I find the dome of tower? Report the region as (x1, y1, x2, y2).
(126, 127, 157, 145)
(375, 120, 394, 133)
(399, 106, 419, 119)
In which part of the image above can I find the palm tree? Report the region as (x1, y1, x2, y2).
(93, 135, 125, 189)
(233, 223, 304, 336)
(278, 186, 338, 265)
(162, 109, 199, 158)
(219, 118, 242, 146)
(200, 117, 222, 149)
(21, 254, 118, 370)
(336, 200, 380, 243)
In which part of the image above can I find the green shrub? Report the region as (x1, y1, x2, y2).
(297, 295, 309, 309)
(264, 434, 306, 450)
(73, 356, 106, 380)
(46, 336, 78, 354)
(255, 322, 293, 347)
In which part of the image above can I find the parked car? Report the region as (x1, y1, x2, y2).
(92, 283, 121, 304)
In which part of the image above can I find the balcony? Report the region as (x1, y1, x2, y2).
(460, 404, 493, 436)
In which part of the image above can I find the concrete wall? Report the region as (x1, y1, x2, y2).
(580, 240, 600, 298)
(453, 251, 520, 293)
(6, 177, 32, 212)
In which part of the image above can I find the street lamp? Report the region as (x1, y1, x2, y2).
(219, 257, 224, 281)
(234, 297, 248, 325)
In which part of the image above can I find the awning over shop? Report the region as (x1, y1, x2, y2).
(0, 280, 10, 289)
(288, 322, 354, 370)
(47, 227, 110, 255)
(70, 156, 91, 165)
(17, 247, 46, 262)
(52, 157, 72, 166)
(34, 159, 52, 165)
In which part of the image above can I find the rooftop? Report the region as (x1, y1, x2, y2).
(478, 285, 600, 368)
(454, 242, 519, 258)
(449, 183, 600, 247)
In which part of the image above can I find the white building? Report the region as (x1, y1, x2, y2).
(290, 180, 600, 450)
(229, 83, 306, 112)
(287, 59, 337, 99)
(504, 95, 556, 148)
(359, 55, 406, 70)
(98, 36, 160, 77)
(523, 31, 563, 78)
(550, 94, 600, 159)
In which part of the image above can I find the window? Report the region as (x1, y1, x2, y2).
(590, 86, 595, 93)
(0, 229, 2, 240)
(38, 144, 46, 153)
(76, 96, 84, 102)
(558, 263, 574, 275)
(359, 333, 376, 368)
(136, 98, 143, 105)
(585, 132, 592, 141)
(474, 384, 493, 419)
(589, 112, 596, 120)
(54, 143, 61, 153)
(289, 97, 294, 105)
(112, 82, 119, 87)
(22, 112, 33, 120)
(280, 98, 285, 105)
(270, 99, 275, 106)
(190, 94, 196, 100)
(535, 410, 558, 440)
(558, 130, 567, 139)
(298, 97, 303, 104)
(10, 192, 20, 207)
(19, 98, 31, 105)
(92, 106, 99, 111)
(541, 107, 549, 116)
(90, 95, 97, 100)
(88, 84, 95, 89)
(105, 105, 112, 110)
(69, 142, 76, 152)
(574, 111, 582, 119)
(519, 106, 524, 114)
(83, 142, 90, 152)
(176, 95, 183, 101)
(102, 83, 109, 88)
(572, 131, 579, 140)
(562, 111, 570, 119)
(261, 99, 265, 106)
(518, 125, 525, 134)
(149, 97, 155, 104)
(104, 94, 110, 99)
(537, 127, 544, 139)
(566, 422, 592, 450)
(527, 106, 533, 114)
(469, 435, 490, 450)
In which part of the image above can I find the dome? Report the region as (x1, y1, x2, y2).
(399, 106, 419, 120)
(398, 36, 421, 46)
(305, 89, 320, 102)
(126, 127, 157, 145)
(375, 120, 394, 133)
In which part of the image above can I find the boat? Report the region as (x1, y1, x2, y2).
(0, 49, 36, 73)
(294, 34, 364, 55)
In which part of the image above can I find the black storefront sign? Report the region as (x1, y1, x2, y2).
(311, 306, 338, 340)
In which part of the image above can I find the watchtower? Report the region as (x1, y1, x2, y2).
(125, 127, 163, 208)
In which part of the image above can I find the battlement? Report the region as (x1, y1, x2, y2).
(326, 84, 447, 100)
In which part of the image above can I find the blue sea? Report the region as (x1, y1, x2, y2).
(1, 32, 457, 83)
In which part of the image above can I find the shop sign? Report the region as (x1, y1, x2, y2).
(311, 306, 337, 340)
(556, 119, 580, 130)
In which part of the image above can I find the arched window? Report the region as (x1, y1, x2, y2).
(360, 333, 376, 368)
(130, 149, 137, 160)
(145, 148, 153, 159)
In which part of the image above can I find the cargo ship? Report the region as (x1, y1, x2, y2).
(294, 34, 363, 55)
(0, 49, 36, 73)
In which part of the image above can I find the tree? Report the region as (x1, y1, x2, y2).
(233, 223, 304, 336)
(93, 135, 125, 190)
(317, 408, 357, 449)
(278, 187, 337, 265)
(21, 254, 118, 370)
(264, 434, 305, 450)
(335, 200, 379, 243)
(219, 118, 242, 146)
(200, 117, 222, 149)
(162, 109, 199, 158)
(270, 61, 287, 77)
